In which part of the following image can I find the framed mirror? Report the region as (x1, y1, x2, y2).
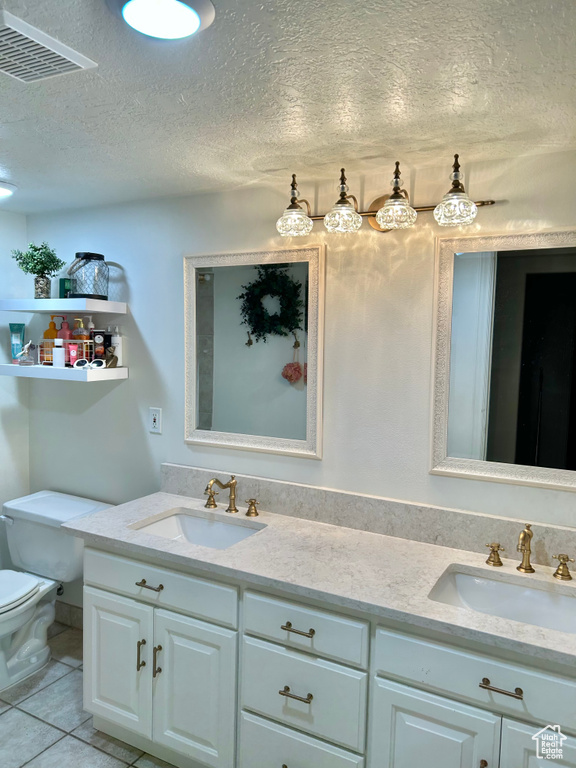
(184, 246, 324, 458)
(432, 231, 576, 491)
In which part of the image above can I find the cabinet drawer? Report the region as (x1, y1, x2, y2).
(242, 636, 367, 752)
(374, 628, 576, 732)
(84, 549, 237, 628)
(239, 712, 364, 768)
(244, 591, 369, 668)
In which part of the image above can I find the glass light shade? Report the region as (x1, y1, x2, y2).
(122, 0, 201, 39)
(376, 198, 417, 230)
(323, 202, 362, 233)
(276, 207, 314, 237)
(433, 191, 478, 226)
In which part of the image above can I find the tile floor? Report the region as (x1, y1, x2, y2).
(0, 623, 176, 768)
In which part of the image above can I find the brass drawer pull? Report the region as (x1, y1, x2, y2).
(279, 685, 313, 704)
(136, 639, 146, 671)
(480, 761, 488, 768)
(479, 677, 523, 700)
(153, 645, 162, 678)
(135, 579, 164, 593)
(281, 621, 315, 638)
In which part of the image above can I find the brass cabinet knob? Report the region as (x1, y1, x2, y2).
(552, 554, 574, 581)
(485, 542, 505, 567)
(245, 498, 260, 517)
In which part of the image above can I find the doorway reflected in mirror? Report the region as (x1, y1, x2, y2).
(448, 246, 576, 471)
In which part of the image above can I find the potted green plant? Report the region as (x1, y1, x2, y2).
(11, 242, 66, 299)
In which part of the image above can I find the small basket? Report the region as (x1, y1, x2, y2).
(39, 339, 94, 365)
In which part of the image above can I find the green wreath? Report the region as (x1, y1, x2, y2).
(238, 265, 304, 343)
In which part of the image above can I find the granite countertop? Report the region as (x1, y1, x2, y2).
(64, 492, 576, 668)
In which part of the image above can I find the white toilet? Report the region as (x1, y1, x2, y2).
(0, 490, 111, 692)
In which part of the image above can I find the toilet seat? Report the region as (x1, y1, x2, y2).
(0, 571, 41, 615)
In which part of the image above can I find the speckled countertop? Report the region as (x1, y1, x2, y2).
(64, 492, 576, 669)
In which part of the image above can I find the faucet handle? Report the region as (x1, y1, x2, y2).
(204, 488, 218, 509)
(552, 554, 574, 581)
(245, 499, 260, 518)
(485, 542, 505, 567)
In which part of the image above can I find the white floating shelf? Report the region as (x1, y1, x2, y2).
(0, 364, 128, 382)
(0, 298, 127, 314)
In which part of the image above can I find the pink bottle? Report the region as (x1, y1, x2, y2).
(57, 316, 72, 363)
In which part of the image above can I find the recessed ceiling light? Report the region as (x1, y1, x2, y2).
(0, 181, 17, 198)
(107, 0, 215, 40)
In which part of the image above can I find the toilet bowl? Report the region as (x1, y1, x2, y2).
(0, 571, 57, 689)
(0, 491, 112, 692)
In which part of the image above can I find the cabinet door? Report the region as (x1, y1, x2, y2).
(369, 678, 501, 768)
(501, 718, 576, 767)
(83, 586, 154, 737)
(152, 609, 237, 768)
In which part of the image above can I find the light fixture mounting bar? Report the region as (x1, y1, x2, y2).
(309, 199, 495, 221)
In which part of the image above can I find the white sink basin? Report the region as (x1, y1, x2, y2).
(131, 507, 266, 550)
(429, 568, 576, 634)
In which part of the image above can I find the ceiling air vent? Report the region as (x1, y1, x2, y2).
(0, 10, 97, 83)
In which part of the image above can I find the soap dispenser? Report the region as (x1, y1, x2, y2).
(72, 317, 89, 340)
(43, 315, 59, 340)
(57, 316, 72, 340)
(42, 315, 60, 363)
(57, 316, 72, 363)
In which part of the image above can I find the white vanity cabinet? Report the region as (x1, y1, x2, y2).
(500, 718, 576, 767)
(83, 550, 238, 768)
(370, 678, 501, 768)
(369, 628, 576, 768)
(81, 547, 576, 768)
(240, 591, 369, 765)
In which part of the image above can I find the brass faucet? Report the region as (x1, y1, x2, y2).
(516, 523, 535, 573)
(204, 475, 238, 514)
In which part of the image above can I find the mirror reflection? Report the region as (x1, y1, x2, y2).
(195, 262, 309, 440)
(448, 246, 576, 471)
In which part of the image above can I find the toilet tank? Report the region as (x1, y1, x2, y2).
(3, 491, 112, 582)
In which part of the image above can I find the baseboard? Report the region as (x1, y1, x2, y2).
(55, 600, 83, 629)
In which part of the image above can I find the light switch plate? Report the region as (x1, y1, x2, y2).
(149, 407, 162, 434)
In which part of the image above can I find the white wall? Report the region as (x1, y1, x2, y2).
(212, 264, 308, 439)
(24, 150, 576, 527)
(0, 210, 30, 567)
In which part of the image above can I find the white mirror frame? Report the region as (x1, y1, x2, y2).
(432, 230, 576, 491)
(184, 245, 325, 458)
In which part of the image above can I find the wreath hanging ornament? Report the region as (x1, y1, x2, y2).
(282, 332, 304, 385)
(238, 265, 304, 343)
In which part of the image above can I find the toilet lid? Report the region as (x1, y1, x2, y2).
(0, 571, 41, 611)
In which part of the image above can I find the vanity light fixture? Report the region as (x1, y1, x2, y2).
(107, 0, 215, 40)
(0, 181, 17, 199)
(276, 174, 314, 237)
(323, 169, 362, 233)
(433, 154, 478, 226)
(375, 162, 418, 230)
(276, 154, 495, 235)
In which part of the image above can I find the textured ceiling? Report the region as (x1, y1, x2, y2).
(0, 0, 575, 213)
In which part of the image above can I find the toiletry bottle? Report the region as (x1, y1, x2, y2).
(72, 317, 89, 340)
(10, 323, 25, 364)
(53, 339, 66, 368)
(42, 315, 59, 364)
(69, 343, 79, 367)
(57, 316, 72, 363)
(85, 315, 95, 333)
(111, 326, 123, 366)
(72, 317, 90, 360)
(43, 315, 59, 339)
(91, 329, 106, 360)
(57, 316, 72, 339)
